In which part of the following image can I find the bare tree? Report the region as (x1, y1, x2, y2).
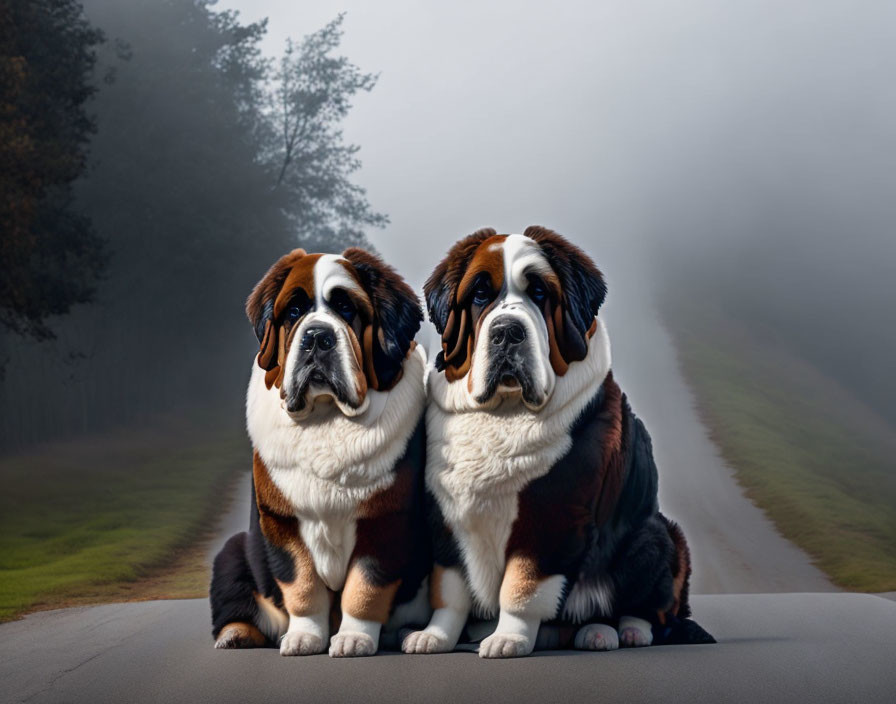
(268, 14, 387, 250)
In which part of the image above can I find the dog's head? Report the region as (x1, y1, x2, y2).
(247, 248, 422, 420)
(424, 226, 606, 410)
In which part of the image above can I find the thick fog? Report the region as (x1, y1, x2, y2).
(3, 1, 892, 450)
(220, 0, 896, 422)
(218, 2, 891, 269)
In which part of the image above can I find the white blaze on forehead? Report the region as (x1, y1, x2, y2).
(466, 233, 555, 411)
(280, 253, 367, 416)
(313, 254, 363, 306)
(501, 234, 553, 293)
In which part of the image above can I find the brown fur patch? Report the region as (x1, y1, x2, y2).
(341, 566, 400, 624)
(272, 255, 322, 318)
(544, 299, 570, 376)
(278, 571, 330, 619)
(457, 234, 506, 301)
(253, 452, 293, 522)
(585, 318, 598, 339)
(361, 325, 379, 389)
(348, 323, 368, 398)
(424, 228, 499, 381)
(499, 554, 544, 611)
(357, 463, 413, 520)
(215, 622, 266, 648)
(594, 373, 626, 527)
(664, 517, 692, 618)
(246, 248, 307, 326)
(245, 250, 323, 390)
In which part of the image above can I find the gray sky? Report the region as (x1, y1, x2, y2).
(217, 0, 894, 295)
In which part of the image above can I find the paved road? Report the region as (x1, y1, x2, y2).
(2, 593, 893, 704)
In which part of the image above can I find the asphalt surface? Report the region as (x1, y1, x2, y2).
(2, 593, 894, 704)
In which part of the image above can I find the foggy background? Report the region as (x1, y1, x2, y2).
(220, 0, 896, 422)
(3, 0, 892, 452)
(2, 0, 895, 618)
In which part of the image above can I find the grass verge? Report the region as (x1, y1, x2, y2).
(664, 299, 896, 591)
(0, 412, 248, 622)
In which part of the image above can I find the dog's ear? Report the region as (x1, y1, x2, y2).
(524, 226, 607, 374)
(342, 248, 423, 391)
(246, 249, 306, 384)
(424, 228, 497, 379)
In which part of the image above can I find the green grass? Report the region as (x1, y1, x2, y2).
(665, 299, 896, 591)
(0, 413, 248, 622)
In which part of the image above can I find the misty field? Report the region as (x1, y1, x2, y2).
(668, 302, 896, 592)
(0, 415, 246, 622)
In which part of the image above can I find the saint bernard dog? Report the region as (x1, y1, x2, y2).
(403, 226, 714, 658)
(210, 247, 430, 657)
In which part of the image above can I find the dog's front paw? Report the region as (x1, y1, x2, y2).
(479, 632, 533, 659)
(618, 616, 653, 648)
(329, 631, 377, 658)
(401, 630, 454, 654)
(574, 623, 619, 651)
(280, 630, 325, 656)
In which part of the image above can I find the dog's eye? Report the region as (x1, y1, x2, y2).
(286, 301, 309, 322)
(527, 278, 547, 304)
(329, 290, 356, 323)
(284, 292, 311, 323)
(472, 281, 493, 307)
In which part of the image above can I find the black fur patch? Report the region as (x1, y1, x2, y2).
(209, 532, 263, 639)
(525, 225, 607, 349)
(343, 248, 423, 389)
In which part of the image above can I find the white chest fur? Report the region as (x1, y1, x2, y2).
(247, 349, 426, 591)
(425, 322, 611, 615)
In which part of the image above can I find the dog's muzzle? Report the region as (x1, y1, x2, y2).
(286, 322, 349, 413)
(477, 314, 541, 404)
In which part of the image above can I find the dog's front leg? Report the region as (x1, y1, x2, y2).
(329, 562, 400, 657)
(259, 512, 331, 656)
(277, 573, 330, 656)
(479, 554, 565, 659)
(402, 565, 471, 653)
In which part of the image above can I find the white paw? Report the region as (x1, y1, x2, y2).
(329, 631, 377, 658)
(618, 626, 653, 648)
(279, 630, 325, 656)
(478, 632, 533, 659)
(618, 615, 653, 648)
(401, 630, 454, 654)
(574, 623, 620, 651)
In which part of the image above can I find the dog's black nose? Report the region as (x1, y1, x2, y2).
(490, 317, 527, 347)
(300, 326, 336, 353)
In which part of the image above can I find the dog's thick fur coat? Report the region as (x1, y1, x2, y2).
(404, 227, 714, 658)
(210, 248, 430, 657)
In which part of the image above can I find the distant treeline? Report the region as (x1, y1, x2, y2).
(0, 0, 385, 449)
